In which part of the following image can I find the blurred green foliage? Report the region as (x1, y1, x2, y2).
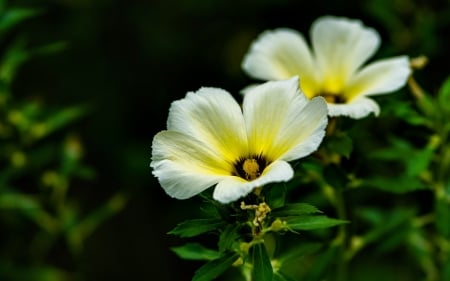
(0, 0, 448, 280)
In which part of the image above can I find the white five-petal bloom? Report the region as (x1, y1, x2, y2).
(151, 77, 328, 204)
(242, 16, 412, 119)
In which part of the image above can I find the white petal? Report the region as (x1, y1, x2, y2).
(311, 16, 380, 93)
(243, 77, 328, 161)
(213, 160, 294, 204)
(327, 96, 380, 119)
(346, 56, 411, 98)
(167, 87, 248, 164)
(151, 131, 228, 200)
(241, 28, 319, 97)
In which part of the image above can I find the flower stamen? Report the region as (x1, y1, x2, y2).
(233, 156, 268, 181)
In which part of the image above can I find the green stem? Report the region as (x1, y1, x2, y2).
(334, 188, 348, 281)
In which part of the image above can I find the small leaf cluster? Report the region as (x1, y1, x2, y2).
(169, 186, 347, 281)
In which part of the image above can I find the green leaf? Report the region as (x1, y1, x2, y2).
(273, 272, 296, 281)
(302, 245, 338, 281)
(171, 243, 220, 261)
(0, 265, 68, 281)
(362, 176, 426, 193)
(168, 218, 224, 238)
(325, 133, 353, 158)
(28, 104, 89, 142)
(0, 8, 41, 35)
(218, 224, 241, 252)
(264, 182, 286, 209)
(0, 38, 29, 83)
(192, 251, 239, 281)
(0, 192, 58, 232)
(271, 203, 321, 217)
(324, 164, 348, 190)
(277, 242, 321, 265)
(251, 242, 273, 281)
(284, 215, 348, 231)
(438, 76, 450, 113)
(66, 193, 128, 254)
(435, 196, 450, 238)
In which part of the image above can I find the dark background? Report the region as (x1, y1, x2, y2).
(9, 0, 450, 280)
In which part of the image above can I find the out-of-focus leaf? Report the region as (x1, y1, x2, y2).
(0, 264, 68, 281)
(28, 104, 89, 142)
(66, 193, 127, 254)
(0, 192, 57, 232)
(273, 272, 296, 281)
(284, 216, 348, 231)
(0, 38, 29, 84)
(362, 176, 426, 193)
(301, 245, 338, 281)
(356, 208, 414, 249)
(271, 203, 321, 217)
(171, 243, 220, 261)
(324, 164, 348, 190)
(277, 242, 321, 265)
(0, 8, 41, 35)
(251, 242, 273, 281)
(168, 218, 225, 238)
(435, 196, 450, 238)
(192, 251, 239, 281)
(324, 133, 353, 159)
(438, 76, 450, 113)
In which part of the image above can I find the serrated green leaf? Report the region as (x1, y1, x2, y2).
(271, 203, 321, 217)
(192, 251, 239, 281)
(251, 242, 273, 281)
(168, 218, 224, 238)
(171, 243, 220, 261)
(284, 215, 348, 231)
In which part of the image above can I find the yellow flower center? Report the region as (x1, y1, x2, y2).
(233, 156, 267, 181)
(319, 92, 347, 104)
(243, 159, 260, 180)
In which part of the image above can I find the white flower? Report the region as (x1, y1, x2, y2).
(151, 77, 327, 204)
(242, 16, 411, 119)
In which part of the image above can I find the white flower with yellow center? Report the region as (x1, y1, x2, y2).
(242, 16, 412, 119)
(151, 77, 327, 204)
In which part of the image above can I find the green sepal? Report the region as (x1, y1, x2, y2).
(192, 251, 240, 281)
(251, 242, 273, 281)
(168, 218, 225, 238)
(283, 215, 348, 231)
(171, 243, 220, 261)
